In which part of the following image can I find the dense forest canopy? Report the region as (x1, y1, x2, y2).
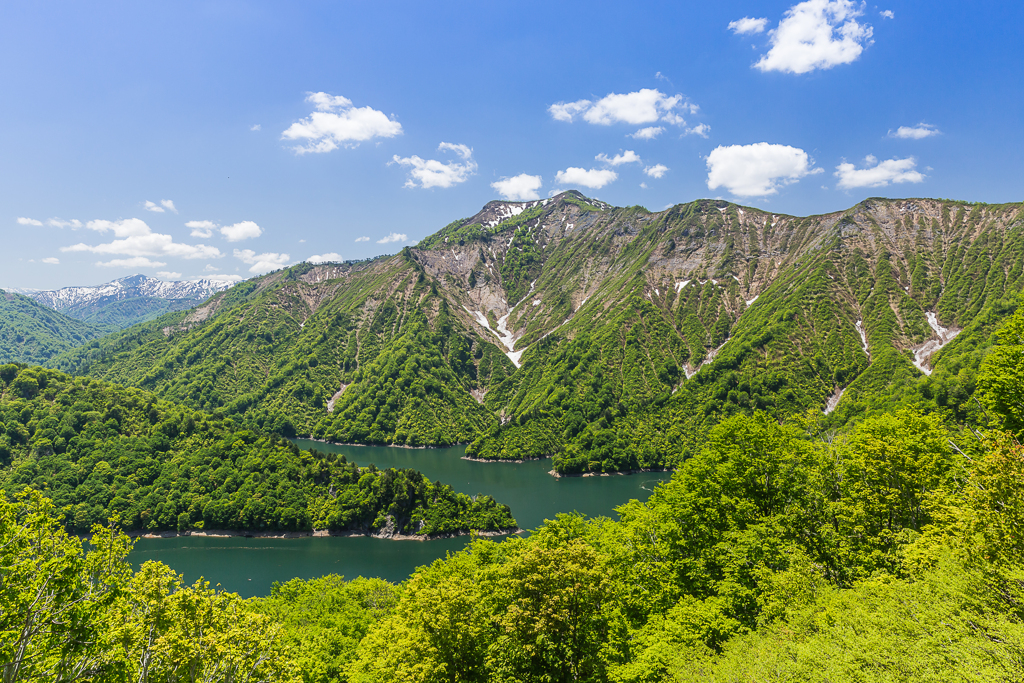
(4, 303, 1024, 681)
(0, 364, 516, 537)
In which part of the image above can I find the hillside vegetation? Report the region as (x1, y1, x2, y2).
(6, 305, 1024, 681)
(0, 364, 516, 537)
(0, 290, 109, 365)
(49, 194, 1024, 474)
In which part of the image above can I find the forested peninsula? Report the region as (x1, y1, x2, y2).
(0, 364, 517, 537)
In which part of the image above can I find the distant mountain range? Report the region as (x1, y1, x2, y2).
(13, 274, 233, 330)
(45, 193, 1024, 473)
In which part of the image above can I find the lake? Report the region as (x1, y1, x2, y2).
(130, 442, 674, 597)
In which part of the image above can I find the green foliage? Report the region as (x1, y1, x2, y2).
(1, 491, 298, 682)
(0, 365, 517, 535)
(248, 575, 400, 683)
(0, 290, 108, 365)
(978, 302, 1024, 434)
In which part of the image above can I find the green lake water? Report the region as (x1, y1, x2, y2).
(130, 442, 673, 597)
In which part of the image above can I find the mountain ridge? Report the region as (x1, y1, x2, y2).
(50, 192, 1024, 473)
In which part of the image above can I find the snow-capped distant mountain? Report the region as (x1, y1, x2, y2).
(24, 274, 235, 329)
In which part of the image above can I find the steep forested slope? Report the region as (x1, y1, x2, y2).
(52, 193, 1024, 473)
(0, 289, 109, 364)
(0, 364, 516, 536)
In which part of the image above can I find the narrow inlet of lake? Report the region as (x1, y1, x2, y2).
(130, 442, 673, 597)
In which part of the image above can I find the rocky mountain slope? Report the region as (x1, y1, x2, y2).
(0, 290, 109, 364)
(52, 192, 1024, 472)
(23, 274, 232, 329)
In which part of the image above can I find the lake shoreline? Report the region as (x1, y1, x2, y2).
(126, 527, 523, 541)
(549, 467, 675, 478)
(299, 436, 469, 450)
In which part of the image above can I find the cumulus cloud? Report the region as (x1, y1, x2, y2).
(202, 273, 244, 284)
(307, 253, 342, 264)
(355, 236, 370, 242)
(834, 155, 924, 189)
(157, 271, 182, 279)
(62, 218, 222, 260)
(17, 217, 43, 226)
(880, 9, 894, 18)
(392, 142, 477, 189)
(596, 150, 641, 166)
(41, 257, 59, 265)
(96, 257, 168, 268)
(549, 89, 699, 133)
(755, 0, 874, 74)
(186, 220, 217, 238)
(889, 123, 940, 139)
(630, 126, 664, 140)
(161, 200, 177, 213)
(548, 100, 592, 122)
(220, 221, 262, 242)
(729, 17, 769, 34)
(281, 91, 403, 154)
(686, 123, 711, 138)
(377, 233, 408, 244)
(706, 142, 822, 196)
(145, 201, 164, 213)
(492, 174, 543, 201)
(554, 167, 618, 189)
(234, 249, 290, 274)
(250, 124, 261, 131)
(48, 218, 82, 228)
(644, 164, 669, 178)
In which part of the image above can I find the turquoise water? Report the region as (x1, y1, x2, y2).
(130, 442, 673, 597)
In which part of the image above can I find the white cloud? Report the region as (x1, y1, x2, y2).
(157, 271, 182, 279)
(203, 264, 219, 272)
(161, 199, 177, 213)
(62, 218, 222, 260)
(355, 236, 370, 242)
(145, 201, 165, 213)
(630, 126, 664, 140)
(880, 9, 894, 18)
(282, 91, 403, 154)
(96, 257, 167, 268)
(706, 142, 823, 196)
(220, 220, 262, 242)
(640, 182, 648, 189)
(728, 17, 769, 34)
(307, 253, 342, 264)
(548, 100, 592, 122)
(834, 155, 925, 189)
(392, 142, 477, 189)
(47, 218, 82, 228)
(17, 217, 43, 226)
(234, 249, 290, 274)
(250, 124, 261, 131)
(686, 123, 711, 138)
(755, 0, 874, 74)
(644, 164, 669, 179)
(186, 220, 217, 238)
(377, 233, 408, 244)
(549, 89, 696, 129)
(492, 174, 543, 201)
(889, 123, 940, 139)
(41, 257, 59, 265)
(554, 167, 618, 189)
(596, 150, 641, 166)
(201, 273, 244, 284)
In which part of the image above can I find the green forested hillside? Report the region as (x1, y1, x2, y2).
(0, 364, 516, 536)
(0, 290, 109, 364)
(7, 350, 1024, 681)
(49, 194, 1024, 474)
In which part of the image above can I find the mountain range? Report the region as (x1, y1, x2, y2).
(16, 274, 232, 329)
(41, 191, 1024, 473)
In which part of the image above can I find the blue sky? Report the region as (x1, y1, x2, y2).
(3, 0, 1022, 289)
